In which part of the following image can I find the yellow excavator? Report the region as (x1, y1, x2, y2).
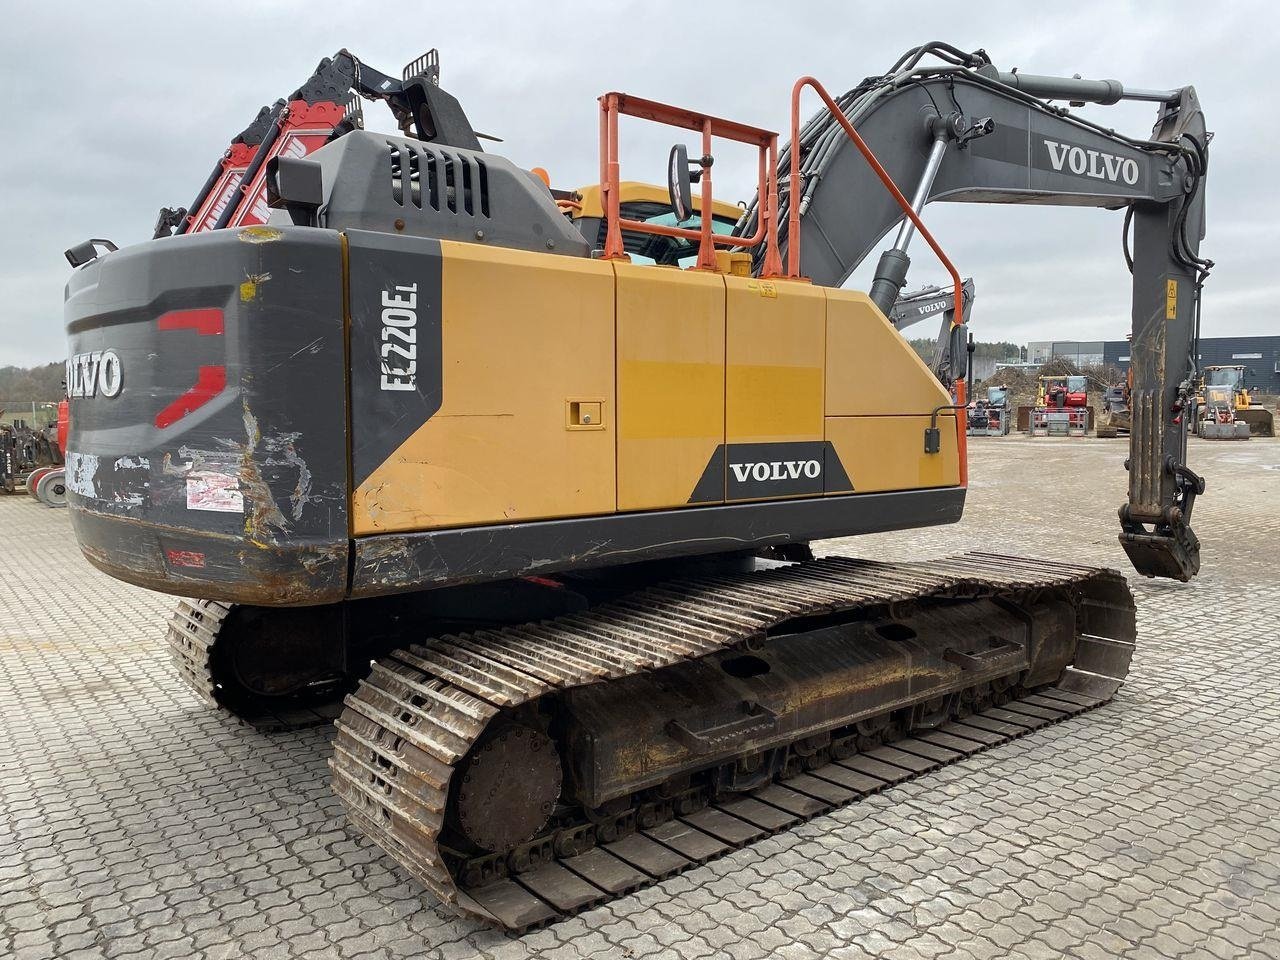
(61, 43, 1210, 929)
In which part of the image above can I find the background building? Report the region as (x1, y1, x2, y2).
(1104, 335, 1280, 394)
(1018, 336, 1280, 394)
(1027, 341, 1106, 367)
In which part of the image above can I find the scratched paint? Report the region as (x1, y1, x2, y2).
(63, 452, 151, 506)
(64, 451, 100, 498)
(237, 226, 283, 244)
(240, 271, 272, 302)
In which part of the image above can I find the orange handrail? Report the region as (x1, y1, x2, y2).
(598, 92, 783, 276)
(788, 77, 968, 487)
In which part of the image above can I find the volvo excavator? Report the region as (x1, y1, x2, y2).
(61, 43, 1210, 929)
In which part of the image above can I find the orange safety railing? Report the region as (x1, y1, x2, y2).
(788, 77, 968, 486)
(598, 92, 783, 275)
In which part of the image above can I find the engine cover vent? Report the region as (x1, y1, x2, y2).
(313, 130, 588, 257)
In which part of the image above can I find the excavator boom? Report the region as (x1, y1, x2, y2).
(741, 48, 1209, 579)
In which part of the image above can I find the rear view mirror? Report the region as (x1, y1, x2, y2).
(668, 144, 693, 223)
(950, 323, 969, 380)
(64, 238, 119, 268)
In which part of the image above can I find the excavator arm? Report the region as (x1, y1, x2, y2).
(744, 45, 1210, 580)
(891, 278, 976, 386)
(889, 277, 975, 331)
(150, 48, 480, 240)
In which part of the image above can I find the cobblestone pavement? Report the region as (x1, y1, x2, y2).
(2, 437, 1278, 960)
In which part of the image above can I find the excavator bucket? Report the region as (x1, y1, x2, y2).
(1119, 525, 1200, 581)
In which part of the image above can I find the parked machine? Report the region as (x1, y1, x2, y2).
(1096, 374, 1132, 439)
(1028, 374, 1090, 436)
(0, 411, 65, 503)
(1197, 386, 1250, 439)
(1194, 365, 1274, 439)
(968, 385, 1012, 436)
(61, 43, 1210, 929)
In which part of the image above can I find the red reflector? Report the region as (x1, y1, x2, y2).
(154, 366, 227, 428)
(166, 549, 206, 568)
(158, 308, 224, 336)
(523, 576, 564, 590)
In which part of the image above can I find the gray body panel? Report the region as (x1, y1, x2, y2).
(350, 487, 965, 599)
(64, 227, 350, 602)
(312, 131, 590, 258)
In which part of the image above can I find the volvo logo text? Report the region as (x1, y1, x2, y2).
(1043, 139, 1140, 186)
(66, 350, 123, 398)
(730, 460, 821, 483)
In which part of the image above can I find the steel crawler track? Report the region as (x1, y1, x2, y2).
(166, 598, 229, 708)
(166, 599, 342, 731)
(329, 553, 1136, 931)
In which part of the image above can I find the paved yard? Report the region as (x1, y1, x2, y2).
(1, 437, 1278, 960)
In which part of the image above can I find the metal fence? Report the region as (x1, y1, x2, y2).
(1029, 408, 1088, 437)
(0, 401, 59, 428)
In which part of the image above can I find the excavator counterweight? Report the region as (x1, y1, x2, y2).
(62, 43, 1209, 928)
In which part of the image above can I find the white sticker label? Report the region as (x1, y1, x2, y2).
(186, 471, 244, 513)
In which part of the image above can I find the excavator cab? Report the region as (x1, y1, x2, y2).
(565, 182, 743, 265)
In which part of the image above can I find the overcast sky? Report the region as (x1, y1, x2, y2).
(2, 1, 1277, 366)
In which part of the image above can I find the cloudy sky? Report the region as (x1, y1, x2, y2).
(2, 1, 1276, 366)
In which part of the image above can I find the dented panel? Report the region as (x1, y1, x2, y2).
(63, 227, 349, 605)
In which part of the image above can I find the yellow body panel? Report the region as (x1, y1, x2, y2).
(824, 289, 952, 416)
(826, 415, 959, 492)
(350, 244, 963, 536)
(352, 242, 616, 534)
(572, 181, 743, 222)
(725, 277, 826, 444)
(615, 264, 726, 511)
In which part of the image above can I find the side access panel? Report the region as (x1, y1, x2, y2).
(346, 268, 968, 599)
(714, 276, 837, 502)
(824, 289, 959, 492)
(615, 264, 725, 511)
(350, 235, 616, 535)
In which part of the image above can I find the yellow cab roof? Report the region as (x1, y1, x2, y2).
(570, 181, 743, 221)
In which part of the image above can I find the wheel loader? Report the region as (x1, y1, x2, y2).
(1193, 365, 1274, 438)
(61, 43, 1210, 929)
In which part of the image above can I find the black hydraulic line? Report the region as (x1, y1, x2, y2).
(1122, 205, 1135, 274)
(211, 102, 286, 231)
(967, 331, 975, 403)
(175, 157, 227, 236)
